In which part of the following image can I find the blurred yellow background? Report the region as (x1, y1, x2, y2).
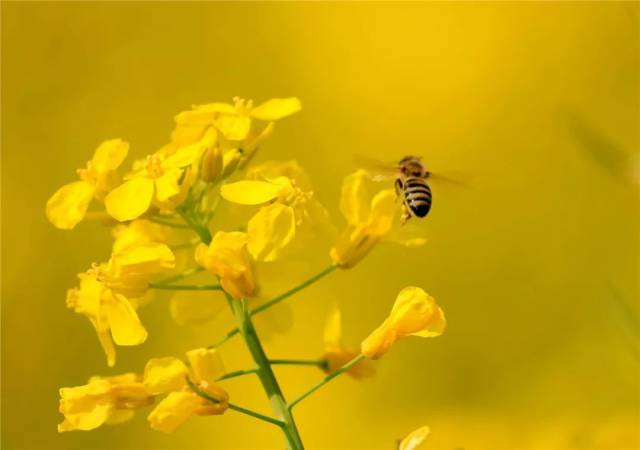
(2, 2, 639, 449)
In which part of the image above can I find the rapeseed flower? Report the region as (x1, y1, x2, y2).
(58, 373, 154, 432)
(361, 287, 445, 360)
(104, 141, 205, 222)
(67, 243, 175, 366)
(144, 348, 228, 432)
(46, 139, 128, 229)
(172, 97, 300, 148)
(195, 231, 256, 299)
(220, 162, 331, 261)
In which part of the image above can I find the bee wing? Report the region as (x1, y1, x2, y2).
(427, 171, 469, 188)
(353, 154, 398, 181)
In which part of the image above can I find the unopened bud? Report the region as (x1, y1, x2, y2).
(200, 146, 223, 182)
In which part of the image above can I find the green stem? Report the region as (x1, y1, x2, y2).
(226, 294, 304, 450)
(250, 264, 337, 317)
(207, 328, 240, 349)
(148, 283, 222, 291)
(269, 359, 328, 369)
(177, 209, 212, 244)
(208, 265, 338, 351)
(227, 403, 284, 428)
(217, 368, 259, 381)
(288, 354, 366, 411)
(186, 377, 284, 427)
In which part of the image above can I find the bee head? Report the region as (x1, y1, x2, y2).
(399, 155, 426, 177)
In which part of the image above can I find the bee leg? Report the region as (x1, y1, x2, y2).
(394, 178, 403, 197)
(401, 205, 412, 225)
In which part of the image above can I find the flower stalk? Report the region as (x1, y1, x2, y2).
(288, 354, 367, 411)
(226, 293, 304, 450)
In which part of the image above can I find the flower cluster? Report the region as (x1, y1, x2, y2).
(49, 97, 446, 449)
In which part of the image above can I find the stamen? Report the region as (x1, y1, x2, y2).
(145, 155, 164, 178)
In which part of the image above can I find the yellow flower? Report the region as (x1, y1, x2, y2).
(195, 231, 256, 299)
(330, 170, 427, 269)
(221, 162, 332, 261)
(58, 373, 154, 432)
(67, 243, 175, 366)
(144, 348, 228, 433)
(173, 96, 300, 145)
(322, 305, 375, 379)
(398, 426, 431, 450)
(104, 141, 205, 222)
(46, 139, 128, 229)
(361, 287, 445, 360)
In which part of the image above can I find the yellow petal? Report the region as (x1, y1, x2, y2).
(111, 219, 170, 254)
(67, 272, 103, 318)
(148, 391, 200, 433)
(111, 243, 175, 275)
(361, 287, 445, 359)
(170, 124, 206, 147)
(323, 304, 343, 352)
(220, 180, 285, 205)
(250, 97, 302, 121)
(330, 225, 380, 269)
(96, 329, 117, 368)
(195, 232, 255, 299)
(399, 426, 431, 450)
(389, 287, 446, 338)
(214, 115, 251, 141)
(366, 189, 397, 236)
(247, 203, 296, 261)
(143, 357, 188, 395)
(154, 170, 181, 202)
(186, 348, 225, 383)
(360, 321, 396, 360)
(174, 109, 216, 126)
(105, 178, 154, 222)
(163, 140, 206, 169)
(91, 139, 129, 173)
(104, 293, 148, 346)
(46, 181, 95, 230)
(57, 381, 112, 432)
(339, 170, 371, 226)
(247, 160, 313, 191)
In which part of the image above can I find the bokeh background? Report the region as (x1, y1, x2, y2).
(2, 2, 639, 449)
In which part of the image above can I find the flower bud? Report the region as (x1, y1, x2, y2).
(200, 145, 223, 182)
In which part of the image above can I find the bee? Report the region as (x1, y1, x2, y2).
(357, 154, 461, 224)
(395, 155, 432, 223)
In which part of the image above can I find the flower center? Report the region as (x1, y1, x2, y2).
(77, 161, 97, 183)
(145, 155, 164, 178)
(232, 96, 254, 115)
(87, 262, 106, 283)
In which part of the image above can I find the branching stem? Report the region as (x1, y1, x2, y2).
(288, 354, 367, 411)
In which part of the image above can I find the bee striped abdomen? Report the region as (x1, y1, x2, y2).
(403, 176, 432, 218)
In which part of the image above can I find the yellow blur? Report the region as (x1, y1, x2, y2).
(2, 2, 638, 450)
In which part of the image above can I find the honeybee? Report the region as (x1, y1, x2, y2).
(395, 155, 433, 222)
(358, 155, 460, 224)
